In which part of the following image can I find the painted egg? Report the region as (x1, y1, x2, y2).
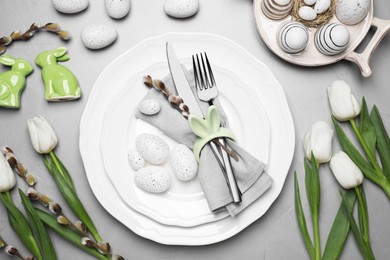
(336, 0, 371, 25)
(170, 144, 198, 181)
(304, 0, 317, 5)
(262, 0, 293, 20)
(81, 24, 117, 49)
(164, 0, 199, 19)
(136, 133, 169, 165)
(135, 166, 171, 193)
(314, 0, 331, 14)
(278, 22, 309, 54)
(128, 149, 145, 171)
(298, 6, 317, 21)
(315, 23, 350, 55)
(51, 0, 89, 14)
(105, 0, 131, 19)
(138, 99, 161, 115)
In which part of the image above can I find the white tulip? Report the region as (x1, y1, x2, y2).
(27, 115, 58, 154)
(330, 151, 364, 189)
(327, 80, 361, 121)
(303, 121, 334, 163)
(0, 153, 16, 192)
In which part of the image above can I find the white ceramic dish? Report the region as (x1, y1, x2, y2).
(79, 32, 295, 245)
(253, 0, 390, 77)
(100, 60, 271, 227)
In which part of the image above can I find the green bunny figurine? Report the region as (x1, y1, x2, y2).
(35, 47, 81, 101)
(0, 54, 33, 109)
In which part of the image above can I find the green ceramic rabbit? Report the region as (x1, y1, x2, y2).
(0, 54, 33, 109)
(35, 47, 81, 101)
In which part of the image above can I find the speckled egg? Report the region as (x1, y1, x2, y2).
(105, 0, 131, 19)
(136, 134, 169, 165)
(278, 22, 309, 54)
(135, 166, 171, 193)
(128, 149, 145, 171)
(304, 0, 317, 5)
(52, 0, 89, 13)
(170, 144, 198, 181)
(164, 0, 199, 19)
(298, 6, 317, 21)
(262, 0, 293, 20)
(81, 24, 117, 50)
(336, 0, 371, 25)
(314, 0, 330, 14)
(315, 23, 350, 55)
(138, 99, 161, 115)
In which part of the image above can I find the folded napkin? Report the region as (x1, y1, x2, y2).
(136, 68, 273, 217)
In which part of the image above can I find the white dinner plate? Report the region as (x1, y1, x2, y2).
(100, 59, 271, 227)
(79, 32, 295, 245)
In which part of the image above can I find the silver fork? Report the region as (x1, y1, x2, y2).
(192, 53, 242, 203)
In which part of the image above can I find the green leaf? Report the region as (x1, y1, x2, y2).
(355, 186, 369, 246)
(35, 208, 109, 260)
(19, 189, 57, 260)
(370, 105, 390, 181)
(332, 117, 382, 185)
(304, 155, 320, 219)
(323, 189, 356, 260)
(294, 172, 315, 259)
(0, 193, 43, 260)
(339, 190, 374, 260)
(359, 98, 377, 155)
(49, 152, 76, 192)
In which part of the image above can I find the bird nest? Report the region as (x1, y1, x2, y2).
(290, 0, 337, 28)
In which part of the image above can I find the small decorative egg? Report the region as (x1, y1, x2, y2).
(51, 0, 89, 14)
(136, 133, 169, 165)
(298, 6, 317, 21)
(105, 0, 131, 19)
(304, 0, 317, 5)
(262, 0, 293, 20)
(170, 144, 198, 181)
(135, 166, 171, 193)
(138, 99, 161, 115)
(314, 0, 331, 14)
(128, 149, 145, 171)
(81, 24, 117, 50)
(315, 23, 350, 56)
(278, 22, 309, 54)
(164, 0, 199, 19)
(336, 0, 370, 25)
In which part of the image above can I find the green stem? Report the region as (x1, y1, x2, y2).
(5, 191, 12, 201)
(49, 151, 65, 181)
(350, 119, 383, 175)
(313, 215, 321, 260)
(354, 187, 369, 244)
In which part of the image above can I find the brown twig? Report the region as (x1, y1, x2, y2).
(290, 0, 336, 28)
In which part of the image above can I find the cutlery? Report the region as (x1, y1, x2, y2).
(192, 52, 242, 203)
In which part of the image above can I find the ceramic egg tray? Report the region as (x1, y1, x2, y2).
(253, 0, 390, 77)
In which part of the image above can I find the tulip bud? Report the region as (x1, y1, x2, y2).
(303, 121, 334, 163)
(327, 80, 361, 122)
(0, 153, 16, 192)
(330, 151, 364, 189)
(27, 115, 58, 154)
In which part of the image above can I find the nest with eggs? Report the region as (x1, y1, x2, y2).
(290, 0, 337, 28)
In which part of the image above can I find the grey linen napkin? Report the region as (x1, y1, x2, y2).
(135, 69, 273, 217)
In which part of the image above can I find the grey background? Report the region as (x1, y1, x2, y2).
(1, 0, 389, 259)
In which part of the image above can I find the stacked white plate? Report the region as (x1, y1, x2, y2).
(79, 33, 295, 245)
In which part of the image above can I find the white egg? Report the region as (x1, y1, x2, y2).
(315, 23, 350, 55)
(105, 0, 131, 19)
(128, 149, 145, 171)
(138, 99, 161, 115)
(278, 22, 309, 54)
(298, 6, 317, 21)
(51, 0, 89, 14)
(136, 134, 169, 165)
(81, 24, 117, 50)
(135, 166, 171, 193)
(262, 0, 293, 20)
(336, 0, 371, 25)
(170, 144, 198, 181)
(164, 0, 199, 19)
(304, 0, 317, 5)
(314, 0, 331, 14)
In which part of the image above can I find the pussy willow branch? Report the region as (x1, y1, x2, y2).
(0, 235, 34, 260)
(143, 75, 238, 161)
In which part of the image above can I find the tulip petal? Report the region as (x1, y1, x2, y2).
(328, 81, 361, 122)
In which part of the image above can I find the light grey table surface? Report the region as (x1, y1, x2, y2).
(1, 0, 389, 259)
